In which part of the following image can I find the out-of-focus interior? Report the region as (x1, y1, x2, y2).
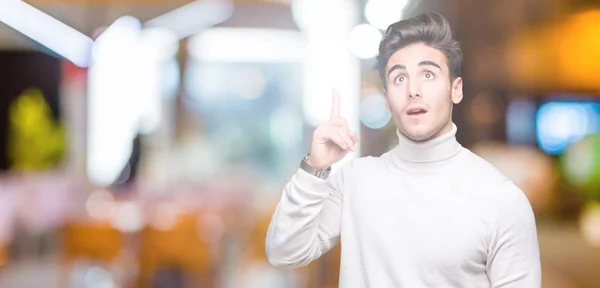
(0, 0, 599, 287)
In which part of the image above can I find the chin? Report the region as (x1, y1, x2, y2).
(401, 125, 436, 142)
(406, 131, 435, 142)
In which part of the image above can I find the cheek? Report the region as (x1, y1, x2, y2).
(386, 87, 408, 106)
(423, 82, 452, 104)
(422, 83, 452, 116)
(422, 80, 450, 96)
(386, 96, 406, 114)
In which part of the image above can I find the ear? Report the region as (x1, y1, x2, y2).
(451, 77, 463, 104)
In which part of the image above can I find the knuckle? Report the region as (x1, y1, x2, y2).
(327, 119, 339, 127)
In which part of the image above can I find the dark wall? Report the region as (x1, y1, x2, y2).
(0, 51, 61, 171)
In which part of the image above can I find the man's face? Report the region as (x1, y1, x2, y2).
(384, 43, 463, 142)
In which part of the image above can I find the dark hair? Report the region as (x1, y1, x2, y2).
(377, 13, 462, 88)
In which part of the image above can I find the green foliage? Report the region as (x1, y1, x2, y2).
(7, 88, 66, 171)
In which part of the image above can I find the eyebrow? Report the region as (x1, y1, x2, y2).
(386, 60, 443, 78)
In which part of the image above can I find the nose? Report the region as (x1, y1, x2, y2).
(408, 82, 421, 98)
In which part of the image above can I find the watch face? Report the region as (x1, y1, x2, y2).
(315, 169, 329, 178)
(300, 157, 327, 179)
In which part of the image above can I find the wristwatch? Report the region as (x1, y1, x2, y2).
(300, 154, 331, 179)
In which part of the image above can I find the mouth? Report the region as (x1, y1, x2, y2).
(406, 107, 428, 116)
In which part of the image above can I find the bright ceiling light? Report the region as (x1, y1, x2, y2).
(0, 0, 94, 67)
(347, 23, 382, 59)
(145, 0, 233, 40)
(365, 0, 410, 30)
(188, 28, 306, 62)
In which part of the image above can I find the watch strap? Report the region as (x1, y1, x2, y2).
(300, 154, 331, 179)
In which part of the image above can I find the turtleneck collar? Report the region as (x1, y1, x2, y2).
(392, 123, 463, 164)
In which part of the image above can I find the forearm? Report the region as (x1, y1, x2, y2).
(265, 169, 341, 269)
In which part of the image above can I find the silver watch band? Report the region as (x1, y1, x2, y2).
(300, 154, 331, 179)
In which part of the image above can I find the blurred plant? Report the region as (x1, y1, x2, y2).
(7, 88, 66, 171)
(560, 134, 600, 201)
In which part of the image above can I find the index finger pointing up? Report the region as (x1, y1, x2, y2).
(330, 89, 341, 120)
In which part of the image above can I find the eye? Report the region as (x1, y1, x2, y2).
(394, 75, 406, 84)
(422, 72, 434, 80)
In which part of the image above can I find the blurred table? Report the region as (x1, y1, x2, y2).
(538, 223, 600, 288)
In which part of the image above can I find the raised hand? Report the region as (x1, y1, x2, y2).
(307, 89, 359, 169)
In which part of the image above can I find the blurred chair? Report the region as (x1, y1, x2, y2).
(248, 211, 270, 263)
(0, 243, 6, 268)
(59, 220, 125, 287)
(136, 211, 214, 288)
(232, 210, 308, 288)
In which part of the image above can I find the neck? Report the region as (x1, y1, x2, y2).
(393, 123, 462, 163)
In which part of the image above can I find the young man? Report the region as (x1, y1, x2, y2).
(266, 13, 541, 287)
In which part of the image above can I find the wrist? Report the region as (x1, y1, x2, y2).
(306, 155, 330, 170)
(300, 154, 331, 179)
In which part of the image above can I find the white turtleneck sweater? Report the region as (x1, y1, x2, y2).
(265, 124, 541, 288)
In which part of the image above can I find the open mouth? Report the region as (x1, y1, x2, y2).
(406, 108, 427, 116)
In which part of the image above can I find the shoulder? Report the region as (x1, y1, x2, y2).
(329, 155, 379, 180)
(459, 148, 534, 218)
(326, 154, 386, 189)
(334, 154, 387, 174)
(459, 148, 510, 185)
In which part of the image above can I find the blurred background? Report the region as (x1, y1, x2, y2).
(0, 0, 599, 287)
